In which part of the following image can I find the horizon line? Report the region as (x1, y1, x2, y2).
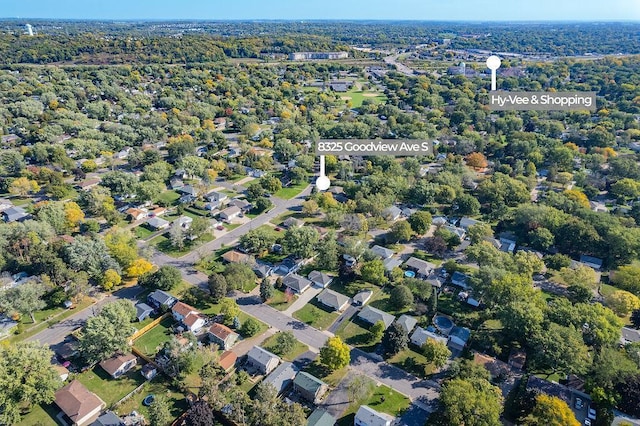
(1, 18, 639, 23)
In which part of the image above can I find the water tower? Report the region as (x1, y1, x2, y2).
(460, 62, 466, 76)
(25, 24, 34, 36)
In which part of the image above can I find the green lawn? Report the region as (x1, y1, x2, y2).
(335, 319, 372, 348)
(151, 232, 214, 258)
(329, 278, 379, 298)
(267, 289, 297, 311)
(600, 283, 617, 297)
(387, 348, 436, 378)
(337, 385, 410, 425)
(17, 402, 61, 426)
(134, 224, 154, 240)
(369, 290, 410, 317)
(341, 89, 387, 108)
(261, 332, 310, 362)
(303, 360, 349, 387)
(292, 300, 339, 331)
(133, 317, 175, 357)
(223, 223, 241, 231)
(196, 247, 233, 274)
(114, 376, 188, 422)
(77, 365, 147, 407)
(254, 224, 283, 241)
(156, 190, 180, 206)
(274, 181, 308, 199)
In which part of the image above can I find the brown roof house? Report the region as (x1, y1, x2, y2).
(218, 350, 238, 372)
(208, 323, 240, 350)
(55, 380, 106, 426)
(171, 302, 206, 333)
(99, 353, 137, 379)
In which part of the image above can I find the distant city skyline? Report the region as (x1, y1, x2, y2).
(2, 0, 639, 21)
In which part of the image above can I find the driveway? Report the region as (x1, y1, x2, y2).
(328, 305, 358, 334)
(27, 285, 144, 348)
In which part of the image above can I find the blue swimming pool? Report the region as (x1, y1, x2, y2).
(433, 315, 454, 330)
(404, 270, 416, 278)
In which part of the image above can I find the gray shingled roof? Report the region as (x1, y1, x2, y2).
(358, 306, 395, 328)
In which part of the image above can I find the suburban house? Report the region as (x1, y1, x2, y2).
(0, 198, 13, 212)
(443, 224, 466, 240)
(354, 405, 395, 426)
(218, 351, 238, 372)
(205, 191, 228, 208)
(308, 270, 333, 288)
(252, 263, 273, 278)
(246, 346, 281, 375)
(134, 303, 154, 322)
(219, 205, 242, 222)
(283, 217, 304, 229)
(459, 217, 480, 231)
(125, 208, 148, 221)
(169, 177, 184, 190)
(316, 289, 350, 312)
(178, 185, 198, 197)
(382, 206, 402, 221)
(172, 302, 205, 332)
(75, 178, 101, 191)
(450, 272, 470, 290)
(353, 290, 373, 306)
(579, 255, 603, 271)
(222, 250, 254, 265)
(229, 198, 252, 212)
(404, 257, 435, 279)
(208, 323, 239, 350)
(499, 236, 517, 253)
(292, 372, 329, 404)
(2, 206, 29, 223)
(448, 326, 471, 351)
(149, 207, 166, 217)
(276, 257, 304, 275)
(358, 306, 395, 329)
(146, 216, 170, 230)
(99, 353, 137, 379)
(473, 352, 511, 384)
(55, 380, 106, 426)
(262, 361, 299, 395)
(306, 408, 336, 426)
(147, 290, 178, 310)
(174, 216, 193, 230)
(0, 315, 18, 338)
(411, 327, 448, 347)
(383, 257, 403, 273)
(283, 274, 312, 294)
(371, 245, 394, 259)
(395, 315, 418, 334)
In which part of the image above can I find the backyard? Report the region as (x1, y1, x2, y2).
(114, 376, 188, 422)
(133, 317, 175, 357)
(337, 384, 410, 426)
(77, 364, 147, 407)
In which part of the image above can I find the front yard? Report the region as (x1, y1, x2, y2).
(387, 348, 437, 378)
(337, 384, 410, 426)
(266, 288, 297, 311)
(335, 319, 372, 348)
(292, 300, 339, 331)
(261, 332, 310, 362)
(150, 232, 214, 258)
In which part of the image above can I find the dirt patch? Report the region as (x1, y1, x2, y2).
(362, 93, 380, 97)
(340, 96, 352, 100)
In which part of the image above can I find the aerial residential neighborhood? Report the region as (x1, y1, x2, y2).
(0, 4, 639, 426)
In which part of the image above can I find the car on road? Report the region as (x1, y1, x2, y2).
(584, 419, 591, 426)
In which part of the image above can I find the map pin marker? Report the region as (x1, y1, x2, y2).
(486, 55, 501, 91)
(316, 155, 330, 191)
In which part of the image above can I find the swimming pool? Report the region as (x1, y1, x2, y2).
(404, 270, 416, 278)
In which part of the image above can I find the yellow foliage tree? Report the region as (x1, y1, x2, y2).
(64, 202, 85, 229)
(9, 177, 40, 197)
(523, 394, 579, 426)
(563, 190, 590, 209)
(100, 269, 122, 291)
(605, 290, 640, 317)
(126, 258, 154, 278)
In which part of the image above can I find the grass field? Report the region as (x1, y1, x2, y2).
(292, 300, 339, 331)
(337, 384, 410, 425)
(335, 319, 372, 348)
(156, 190, 181, 206)
(340, 88, 387, 108)
(133, 317, 175, 357)
(261, 332, 310, 362)
(77, 365, 147, 407)
(134, 223, 154, 239)
(17, 402, 61, 425)
(267, 288, 297, 311)
(151, 232, 214, 257)
(387, 348, 437, 378)
(304, 360, 349, 387)
(274, 181, 308, 199)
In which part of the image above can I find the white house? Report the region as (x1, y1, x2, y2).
(410, 326, 448, 347)
(354, 405, 395, 426)
(99, 353, 137, 379)
(219, 205, 241, 222)
(55, 380, 106, 426)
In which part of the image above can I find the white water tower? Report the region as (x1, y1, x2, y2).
(460, 62, 466, 76)
(25, 24, 34, 36)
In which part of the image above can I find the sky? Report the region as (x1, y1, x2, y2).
(1, 0, 639, 21)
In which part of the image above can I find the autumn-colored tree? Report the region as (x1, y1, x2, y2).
(9, 177, 40, 197)
(319, 336, 350, 371)
(523, 394, 579, 426)
(465, 152, 488, 170)
(605, 290, 640, 317)
(64, 202, 85, 229)
(100, 269, 122, 291)
(126, 258, 154, 278)
(563, 190, 590, 209)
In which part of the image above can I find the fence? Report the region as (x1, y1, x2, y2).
(131, 312, 170, 341)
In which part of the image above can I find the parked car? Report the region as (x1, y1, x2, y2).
(575, 398, 584, 410)
(584, 419, 591, 426)
(588, 408, 596, 420)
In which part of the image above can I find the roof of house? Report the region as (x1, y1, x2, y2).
(283, 217, 304, 228)
(174, 216, 193, 227)
(382, 206, 402, 219)
(209, 323, 238, 341)
(353, 290, 374, 305)
(473, 352, 511, 380)
(55, 380, 105, 424)
(220, 205, 242, 218)
(306, 408, 336, 426)
(229, 199, 251, 209)
(371, 245, 394, 259)
(459, 217, 480, 230)
(411, 327, 448, 347)
(94, 410, 123, 426)
(179, 185, 197, 196)
(172, 301, 197, 317)
(135, 302, 154, 315)
(579, 255, 603, 269)
(449, 326, 471, 343)
(218, 350, 238, 371)
(293, 371, 326, 394)
(283, 274, 312, 293)
(355, 405, 395, 426)
(125, 208, 146, 218)
(395, 315, 418, 333)
(316, 289, 350, 311)
(358, 305, 395, 328)
(148, 290, 176, 306)
(206, 191, 227, 202)
(526, 376, 574, 405)
(183, 312, 204, 328)
(263, 361, 299, 394)
(253, 263, 273, 276)
(404, 257, 435, 275)
(308, 270, 333, 286)
(383, 257, 403, 272)
(222, 250, 253, 264)
(146, 216, 169, 228)
(247, 346, 280, 368)
(99, 353, 137, 376)
(3, 206, 28, 221)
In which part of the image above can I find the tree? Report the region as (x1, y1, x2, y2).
(360, 259, 387, 285)
(613, 265, 640, 296)
(616, 375, 640, 417)
(136, 180, 162, 203)
(271, 331, 297, 356)
(424, 235, 448, 257)
(188, 217, 210, 240)
(240, 317, 261, 337)
(64, 202, 85, 229)
(223, 263, 257, 292)
(139, 266, 182, 291)
(169, 224, 186, 250)
(422, 339, 451, 369)
(126, 258, 153, 278)
(79, 300, 136, 364)
(566, 285, 593, 304)
(390, 285, 414, 310)
(559, 265, 598, 289)
(148, 395, 173, 426)
(611, 178, 640, 201)
(632, 309, 640, 329)
(605, 290, 640, 317)
(452, 193, 481, 216)
(260, 278, 273, 302)
(185, 400, 216, 426)
(240, 228, 277, 253)
(282, 227, 319, 259)
(530, 323, 591, 375)
(260, 175, 282, 194)
(0, 342, 62, 425)
(316, 231, 339, 271)
(368, 320, 385, 343)
(104, 228, 138, 268)
(467, 223, 493, 245)
(101, 170, 138, 197)
(9, 177, 40, 197)
(0, 280, 47, 324)
(382, 322, 408, 357)
(528, 227, 555, 251)
(208, 273, 228, 303)
(522, 394, 579, 426)
(388, 220, 413, 243)
(466, 152, 488, 169)
(347, 374, 376, 403)
(439, 378, 503, 426)
(100, 269, 122, 291)
(66, 235, 121, 279)
(220, 298, 240, 325)
(408, 211, 432, 235)
(302, 199, 320, 216)
(319, 336, 350, 371)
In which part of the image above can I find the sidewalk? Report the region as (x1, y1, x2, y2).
(231, 327, 276, 357)
(283, 285, 322, 316)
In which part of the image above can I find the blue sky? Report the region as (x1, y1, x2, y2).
(1, 0, 639, 21)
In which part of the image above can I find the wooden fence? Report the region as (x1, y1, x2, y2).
(131, 312, 170, 340)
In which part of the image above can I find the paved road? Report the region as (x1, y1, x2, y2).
(27, 286, 144, 348)
(350, 349, 441, 412)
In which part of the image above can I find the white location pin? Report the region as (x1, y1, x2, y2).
(316, 155, 330, 191)
(486, 55, 501, 91)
